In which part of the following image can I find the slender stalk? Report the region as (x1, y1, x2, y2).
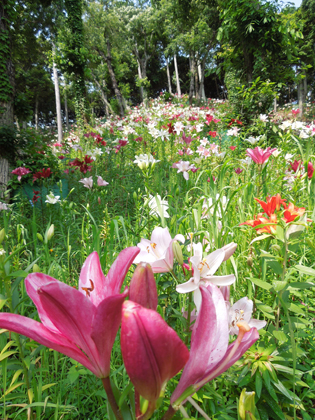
(101, 377, 123, 420)
(276, 233, 288, 330)
(185, 292, 193, 345)
(187, 396, 212, 420)
(160, 405, 176, 420)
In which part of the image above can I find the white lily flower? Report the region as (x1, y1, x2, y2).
(228, 297, 266, 335)
(176, 242, 236, 311)
(148, 194, 170, 218)
(45, 191, 61, 204)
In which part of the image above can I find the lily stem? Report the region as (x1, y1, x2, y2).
(101, 377, 123, 420)
(160, 405, 176, 420)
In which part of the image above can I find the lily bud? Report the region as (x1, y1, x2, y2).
(247, 256, 253, 267)
(37, 233, 43, 242)
(239, 389, 256, 420)
(129, 263, 158, 310)
(121, 301, 189, 402)
(172, 241, 183, 265)
(0, 228, 5, 245)
(45, 224, 54, 243)
(222, 242, 237, 261)
(33, 264, 41, 273)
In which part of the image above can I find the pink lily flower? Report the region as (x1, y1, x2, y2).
(171, 284, 259, 406)
(0, 247, 139, 378)
(121, 301, 189, 403)
(246, 147, 277, 164)
(134, 227, 185, 273)
(11, 167, 31, 181)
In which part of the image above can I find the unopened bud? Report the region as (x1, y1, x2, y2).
(129, 263, 158, 310)
(133, 191, 137, 200)
(0, 228, 5, 244)
(222, 242, 237, 261)
(271, 244, 281, 252)
(33, 264, 41, 273)
(37, 233, 43, 242)
(46, 224, 54, 242)
(247, 256, 253, 267)
(172, 241, 183, 265)
(98, 197, 101, 205)
(239, 388, 256, 420)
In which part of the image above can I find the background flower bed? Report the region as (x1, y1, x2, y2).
(1, 95, 315, 420)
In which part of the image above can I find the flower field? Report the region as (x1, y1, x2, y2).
(1, 94, 315, 420)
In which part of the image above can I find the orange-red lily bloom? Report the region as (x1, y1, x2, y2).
(240, 213, 277, 234)
(254, 194, 286, 216)
(282, 203, 306, 223)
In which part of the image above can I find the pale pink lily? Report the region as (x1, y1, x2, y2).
(79, 176, 93, 189)
(0, 248, 139, 378)
(228, 297, 266, 335)
(97, 176, 109, 186)
(134, 226, 185, 273)
(170, 284, 259, 406)
(246, 147, 277, 164)
(176, 242, 236, 311)
(174, 161, 196, 180)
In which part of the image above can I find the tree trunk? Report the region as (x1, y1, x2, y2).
(166, 57, 172, 94)
(52, 44, 63, 143)
(198, 63, 206, 101)
(189, 52, 195, 106)
(0, 157, 9, 198)
(91, 72, 113, 115)
(65, 91, 69, 130)
(137, 63, 144, 103)
(35, 97, 39, 130)
(298, 81, 303, 116)
(174, 54, 181, 97)
(98, 43, 124, 117)
(303, 77, 307, 103)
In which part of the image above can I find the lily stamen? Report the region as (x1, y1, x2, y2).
(82, 279, 95, 297)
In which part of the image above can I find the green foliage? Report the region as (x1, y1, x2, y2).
(227, 75, 277, 124)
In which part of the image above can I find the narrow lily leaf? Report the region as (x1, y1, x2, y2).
(295, 265, 315, 277)
(248, 278, 272, 291)
(250, 234, 271, 245)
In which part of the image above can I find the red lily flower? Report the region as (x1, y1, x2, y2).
(282, 203, 306, 223)
(240, 213, 277, 234)
(308, 161, 314, 179)
(289, 160, 302, 173)
(254, 194, 286, 216)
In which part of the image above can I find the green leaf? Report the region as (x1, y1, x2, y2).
(250, 234, 271, 245)
(255, 372, 262, 398)
(288, 303, 305, 315)
(250, 278, 272, 291)
(295, 265, 315, 277)
(263, 392, 285, 420)
(272, 331, 288, 343)
(271, 380, 292, 401)
(289, 282, 315, 289)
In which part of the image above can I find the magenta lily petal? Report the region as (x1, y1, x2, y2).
(197, 328, 259, 384)
(0, 247, 138, 378)
(91, 289, 129, 377)
(38, 282, 98, 364)
(0, 313, 97, 374)
(25, 273, 60, 333)
(121, 301, 190, 402)
(79, 251, 106, 305)
(105, 246, 140, 295)
(171, 284, 229, 404)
